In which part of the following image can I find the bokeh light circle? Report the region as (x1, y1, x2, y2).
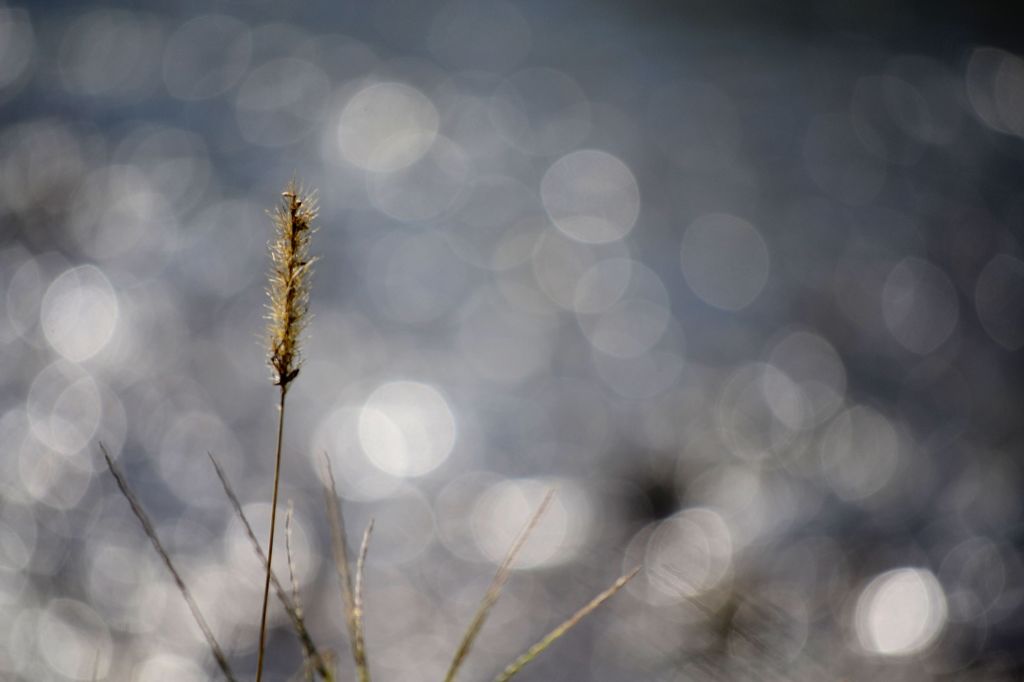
(681, 213, 770, 311)
(37, 598, 112, 680)
(26, 361, 102, 456)
(472, 478, 590, 568)
(41, 265, 118, 362)
(645, 507, 733, 599)
(359, 381, 456, 477)
(577, 259, 671, 358)
(819, 405, 901, 502)
(337, 82, 440, 173)
(541, 149, 640, 244)
(882, 257, 959, 355)
(855, 567, 947, 656)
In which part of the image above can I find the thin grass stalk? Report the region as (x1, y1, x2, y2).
(256, 387, 287, 682)
(493, 566, 641, 682)
(207, 452, 333, 681)
(101, 444, 237, 682)
(354, 519, 374, 630)
(322, 454, 371, 682)
(285, 502, 315, 682)
(258, 184, 317, 682)
(285, 501, 302, 613)
(444, 490, 555, 682)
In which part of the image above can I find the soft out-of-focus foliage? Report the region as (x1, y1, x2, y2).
(2, 1, 1024, 680)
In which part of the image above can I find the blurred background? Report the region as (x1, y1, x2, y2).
(3, 0, 1024, 680)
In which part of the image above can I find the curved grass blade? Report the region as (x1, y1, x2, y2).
(493, 566, 641, 682)
(444, 489, 555, 682)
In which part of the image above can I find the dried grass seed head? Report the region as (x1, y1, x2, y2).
(267, 183, 318, 389)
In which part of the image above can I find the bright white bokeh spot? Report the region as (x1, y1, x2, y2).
(41, 265, 118, 362)
(681, 213, 769, 311)
(37, 598, 112, 680)
(135, 654, 207, 682)
(541, 150, 640, 244)
(27, 361, 102, 455)
(314, 407, 403, 501)
(359, 381, 456, 477)
(338, 82, 439, 173)
(472, 478, 589, 568)
(882, 257, 958, 355)
(855, 567, 947, 656)
(645, 507, 733, 598)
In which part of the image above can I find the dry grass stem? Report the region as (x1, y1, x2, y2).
(493, 566, 641, 682)
(257, 388, 288, 682)
(285, 501, 316, 682)
(322, 454, 371, 682)
(206, 452, 333, 681)
(258, 182, 318, 682)
(101, 445, 237, 682)
(95, 179, 633, 682)
(285, 501, 302, 613)
(355, 519, 374, 631)
(444, 489, 556, 682)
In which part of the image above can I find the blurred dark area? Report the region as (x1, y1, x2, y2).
(2, 1, 1024, 680)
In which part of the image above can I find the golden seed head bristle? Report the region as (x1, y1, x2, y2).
(266, 181, 317, 390)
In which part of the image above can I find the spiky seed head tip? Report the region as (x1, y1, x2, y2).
(266, 182, 317, 389)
